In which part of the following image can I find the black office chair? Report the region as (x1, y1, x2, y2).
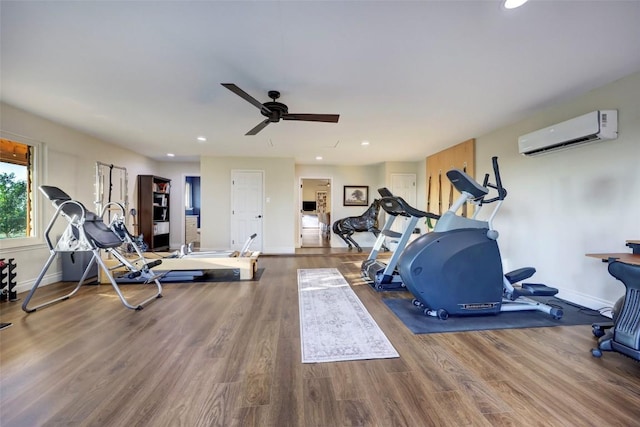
(591, 261, 640, 360)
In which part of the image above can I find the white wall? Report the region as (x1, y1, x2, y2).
(0, 102, 161, 293)
(475, 71, 640, 310)
(200, 156, 296, 254)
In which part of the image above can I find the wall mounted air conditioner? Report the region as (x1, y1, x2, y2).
(518, 110, 618, 156)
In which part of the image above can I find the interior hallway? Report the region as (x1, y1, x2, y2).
(300, 213, 331, 249)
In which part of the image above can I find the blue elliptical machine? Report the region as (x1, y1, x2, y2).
(397, 157, 563, 320)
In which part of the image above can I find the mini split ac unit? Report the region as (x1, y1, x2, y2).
(518, 110, 618, 156)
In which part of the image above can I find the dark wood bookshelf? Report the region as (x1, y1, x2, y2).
(137, 175, 171, 251)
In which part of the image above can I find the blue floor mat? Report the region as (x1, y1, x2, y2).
(383, 296, 609, 334)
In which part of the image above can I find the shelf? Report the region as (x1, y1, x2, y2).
(139, 175, 171, 251)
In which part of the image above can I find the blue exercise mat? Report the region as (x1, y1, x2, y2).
(383, 296, 609, 334)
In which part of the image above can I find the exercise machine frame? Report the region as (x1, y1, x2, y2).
(100, 234, 261, 283)
(362, 188, 438, 291)
(22, 186, 163, 313)
(398, 157, 563, 320)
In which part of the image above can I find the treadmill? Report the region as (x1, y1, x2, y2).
(361, 188, 439, 291)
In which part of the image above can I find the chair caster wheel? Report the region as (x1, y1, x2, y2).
(591, 348, 602, 358)
(592, 325, 605, 338)
(437, 309, 449, 320)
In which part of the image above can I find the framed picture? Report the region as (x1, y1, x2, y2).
(343, 186, 369, 206)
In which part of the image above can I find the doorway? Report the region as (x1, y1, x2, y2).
(300, 177, 332, 248)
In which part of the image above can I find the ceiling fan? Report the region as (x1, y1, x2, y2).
(221, 83, 340, 135)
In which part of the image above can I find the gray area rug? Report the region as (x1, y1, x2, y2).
(383, 296, 609, 334)
(298, 268, 399, 363)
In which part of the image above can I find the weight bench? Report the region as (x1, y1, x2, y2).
(22, 185, 163, 313)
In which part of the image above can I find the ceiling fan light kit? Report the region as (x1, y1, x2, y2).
(221, 83, 340, 135)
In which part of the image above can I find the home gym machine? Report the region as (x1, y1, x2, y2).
(397, 157, 563, 320)
(361, 188, 439, 291)
(22, 186, 163, 313)
(113, 233, 260, 283)
(591, 260, 640, 360)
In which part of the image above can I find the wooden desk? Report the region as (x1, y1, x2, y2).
(586, 253, 640, 266)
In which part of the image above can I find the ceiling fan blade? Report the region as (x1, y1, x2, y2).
(221, 83, 270, 113)
(282, 113, 340, 123)
(246, 119, 270, 136)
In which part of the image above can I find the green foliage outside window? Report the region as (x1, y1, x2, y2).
(0, 172, 27, 238)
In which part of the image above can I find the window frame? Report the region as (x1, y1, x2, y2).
(0, 135, 45, 250)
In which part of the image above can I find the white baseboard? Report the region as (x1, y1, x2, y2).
(556, 288, 614, 318)
(14, 272, 63, 295)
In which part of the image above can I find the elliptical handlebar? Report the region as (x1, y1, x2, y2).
(480, 156, 507, 204)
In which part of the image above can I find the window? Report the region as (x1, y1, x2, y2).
(0, 137, 41, 247)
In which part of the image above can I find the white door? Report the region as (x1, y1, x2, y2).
(390, 173, 417, 235)
(231, 170, 263, 252)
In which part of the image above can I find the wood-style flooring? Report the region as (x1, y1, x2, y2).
(301, 226, 331, 249)
(1, 252, 639, 426)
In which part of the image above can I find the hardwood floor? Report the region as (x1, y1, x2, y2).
(1, 253, 639, 426)
(301, 226, 331, 248)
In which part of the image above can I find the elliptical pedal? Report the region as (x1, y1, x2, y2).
(520, 283, 559, 296)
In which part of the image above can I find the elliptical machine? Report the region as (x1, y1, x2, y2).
(397, 157, 563, 320)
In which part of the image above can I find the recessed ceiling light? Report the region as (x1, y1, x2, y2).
(361, 141, 370, 146)
(316, 156, 323, 160)
(197, 136, 207, 142)
(503, 0, 528, 9)
(167, 153, 175, 157)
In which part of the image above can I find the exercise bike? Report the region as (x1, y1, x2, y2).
(397, 157, 563, 320)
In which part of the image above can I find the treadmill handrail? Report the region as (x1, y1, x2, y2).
(379, 196, 439, 220)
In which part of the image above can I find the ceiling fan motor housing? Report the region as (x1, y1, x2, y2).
(262, 101, 288, 122)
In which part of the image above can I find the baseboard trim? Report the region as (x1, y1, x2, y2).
(557, 288, 614, 318)
(14, 272, 62, 295)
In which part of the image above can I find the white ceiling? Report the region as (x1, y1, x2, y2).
(1, 1, 639, 165)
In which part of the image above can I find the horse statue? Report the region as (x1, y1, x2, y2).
(332, 199, 386, 252)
